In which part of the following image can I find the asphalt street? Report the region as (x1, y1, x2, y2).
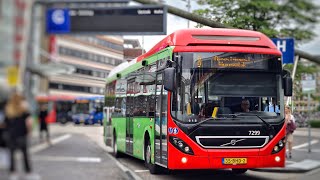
(1, 124, 320, 180)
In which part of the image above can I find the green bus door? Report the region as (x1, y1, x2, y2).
(126, 80, 134, 154)
(155, 72, 168, 167)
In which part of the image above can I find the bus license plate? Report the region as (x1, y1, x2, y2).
(223, 158, 247, 165)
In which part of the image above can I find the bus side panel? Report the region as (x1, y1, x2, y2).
(47, 101, 56, 123)
(112, 117, 126, 153)
(132, 117, 153, 160)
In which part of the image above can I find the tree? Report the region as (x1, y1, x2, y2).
(284, 62, 318, 100)
(194, 0, 320, 43)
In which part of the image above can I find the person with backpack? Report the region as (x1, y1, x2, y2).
(285, 105, 296, 159)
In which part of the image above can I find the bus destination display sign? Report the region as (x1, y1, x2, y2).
(46, 6, 167, 35)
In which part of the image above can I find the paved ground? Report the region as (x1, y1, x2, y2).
(0, 124, 131, 180)
(1, 125, 320, 180)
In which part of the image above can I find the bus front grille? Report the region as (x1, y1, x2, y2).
(195, 136, 269, 149)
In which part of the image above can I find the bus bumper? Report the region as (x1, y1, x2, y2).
(168, 147, 285, 170)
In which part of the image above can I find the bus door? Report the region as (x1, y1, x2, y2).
(154, 72, 168, 167)
(126, 79, 134, 154)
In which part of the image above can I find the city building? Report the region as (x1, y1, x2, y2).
(123, 39, 145, 61)
(0, 0, 32, 96)
(44, 35, 124, 97)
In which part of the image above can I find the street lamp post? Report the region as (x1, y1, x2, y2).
(181, 0, 191, 28)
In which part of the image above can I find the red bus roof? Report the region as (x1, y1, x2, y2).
(136, 28, 280, 62)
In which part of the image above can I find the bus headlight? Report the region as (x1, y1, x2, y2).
(272, 137, 286, 154)
(169, 136, 194, 155)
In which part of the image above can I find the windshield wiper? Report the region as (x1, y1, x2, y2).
(189, 116, 239, 129)
(236, 113, 275, 138)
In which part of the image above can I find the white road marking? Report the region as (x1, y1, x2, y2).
(291, 140, 319, 150)
(33, 156, 101, 163)
(30, 134, 71, 154)
(134, 170, 149, 173)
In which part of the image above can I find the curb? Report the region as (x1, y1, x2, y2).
(251, 167, 310, 173)
(87, 134, 142, 180)
(251, 159, 320, 173)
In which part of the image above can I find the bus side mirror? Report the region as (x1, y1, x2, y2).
(164, 68, 175, 92)
(284, 76, 293, 96)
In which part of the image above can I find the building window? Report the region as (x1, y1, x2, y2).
(58, 46, 123, 66)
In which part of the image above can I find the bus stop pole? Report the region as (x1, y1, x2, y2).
(307, 92, 311, 153)
(287, 56, 299, 108)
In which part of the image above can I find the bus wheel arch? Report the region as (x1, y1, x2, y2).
(232, 168, 247, 174)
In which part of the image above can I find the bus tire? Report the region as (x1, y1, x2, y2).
(232, 168, 247, 174)
(60, 117, 68, 124)
(144, 137, 161, 174)
(112, 131, 120, 158)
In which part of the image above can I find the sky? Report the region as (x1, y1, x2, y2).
(125, 0, 320, 56)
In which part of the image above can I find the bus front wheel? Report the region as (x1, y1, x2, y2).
(112, 133, 120, 158)
(144, 138, 161, 174)
(232, 168, 247, 174)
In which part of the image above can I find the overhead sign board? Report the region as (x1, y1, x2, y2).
(272, 38, 294, 64)
(301, 74, 316, 93)
(46, 5, 167, 35)
(46, 8, 71, 33)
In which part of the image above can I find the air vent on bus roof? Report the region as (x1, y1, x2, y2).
(187, 43, 270, 49)
(192, 35, 260, 41)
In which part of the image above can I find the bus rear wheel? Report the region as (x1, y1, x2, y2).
(232, 168, 247, 174)
(59, 117, 68, 124)
(144, 138, 161, 174)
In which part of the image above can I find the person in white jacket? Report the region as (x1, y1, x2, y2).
(285, 106, 296, 159)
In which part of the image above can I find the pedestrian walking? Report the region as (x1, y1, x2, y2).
(285, 105, 296, 159)
(38, 104, 50, 144)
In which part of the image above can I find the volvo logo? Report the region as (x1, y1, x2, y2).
(230, 140, 237, 145)
(221, 139, 246, 146)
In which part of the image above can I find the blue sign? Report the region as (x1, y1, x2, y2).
(46, 8, 70, 34)
(168, 127, 173, 134)
(272, 38, 295, 64)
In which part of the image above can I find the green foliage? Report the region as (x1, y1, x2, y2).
(105, 95, 115, 107)
(194, 0, 320, 43)
(283, 63, 318, 81)
(310, 120, 320, 128)
(283, 62, 319, 99)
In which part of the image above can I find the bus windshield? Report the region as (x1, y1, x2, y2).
(171, 52, 283, 123)
(74, 103, 89, 114)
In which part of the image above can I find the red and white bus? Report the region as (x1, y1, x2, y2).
(36, 95, 75, 124)
(104, 28, 292, 174)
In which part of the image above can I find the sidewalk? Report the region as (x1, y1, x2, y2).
(252, 128, 320, 173)
(0, 129, 140, 180)
(252, 159, 320, 173)
(294, 128, 320, 138)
